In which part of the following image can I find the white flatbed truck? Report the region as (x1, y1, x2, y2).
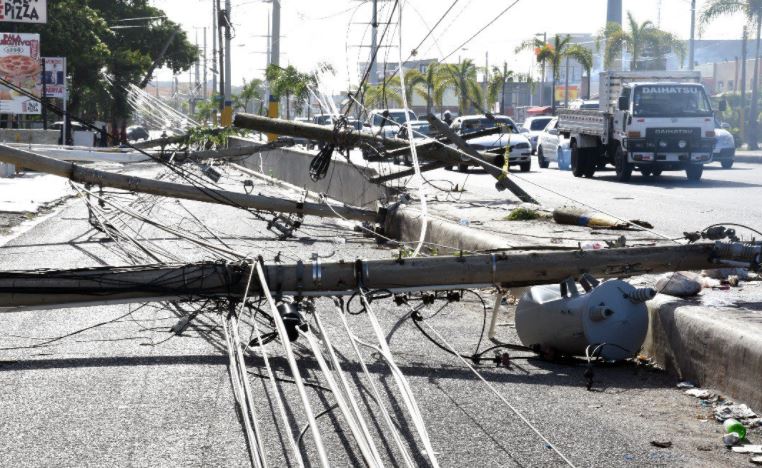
(558, 71, 724, 182)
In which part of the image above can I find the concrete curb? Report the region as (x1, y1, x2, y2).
(384, 205, 509, 253)
(643, 294, 762, 411)
(735, 154, 762, 164)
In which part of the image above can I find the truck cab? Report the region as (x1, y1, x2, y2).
(613, 82, 716, 180)
(558, 71, 721, 182)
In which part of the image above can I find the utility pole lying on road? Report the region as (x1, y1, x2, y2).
(233, 113, 536, 202)
(0, 144, 378, 223)
(0, 242, 757, 311)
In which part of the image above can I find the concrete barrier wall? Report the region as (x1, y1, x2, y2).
(0, 129, 59, 145)
(231, 138, 391, 209)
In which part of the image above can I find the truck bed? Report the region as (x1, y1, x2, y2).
(557, 110, 608, 137)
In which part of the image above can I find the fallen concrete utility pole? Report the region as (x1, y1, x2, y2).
(0, 144, 377, 223)
(369, 161, 450, 184)
(2, 242, 757, 310)
(132, 133, 191, 149)
(158, 142, 287, 162)
(233, 113, 503, 168)
(426, 115, 539, 204)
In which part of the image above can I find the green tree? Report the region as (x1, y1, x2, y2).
(19, 0, 112, 119)
(517, 34, 574, 111)
(437, 59, 483, 115)
(598, 12, 686, 71)
(488, 63, 515, 115)
(701, 0, 762, 149)
(194, 94, 219, 123)
(410, 63, 442, 115)
(565, 44, 594, 100)
(266, 64, 316, 119)
(387, 69, 425, 107)
(360, 82, 402, 109)
(234, 79, 263, 112)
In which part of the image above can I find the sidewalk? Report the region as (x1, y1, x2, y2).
(735, 149, 762, 164)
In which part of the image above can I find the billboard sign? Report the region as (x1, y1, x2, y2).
(0, 32, 41, 114)
(555, 85, 579, 102)
(0, 0, 47, 24)
(43, 56, 65, 98)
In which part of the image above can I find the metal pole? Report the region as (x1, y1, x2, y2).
(41, 58, 47, 130)
(564, 55, 570, 108)
(217, 0, 225, 113)
(484, 51, 489, 112)
(267, 0, 281, 137)
(741, 26, 748, 141)
(211, 1, 217, 103)
(689, 0, 696, 70)
(203, 28, 208, 100)
(222, 0, 233, 126)
(370, 0, 378, 84)
(62, 58, 67, 145)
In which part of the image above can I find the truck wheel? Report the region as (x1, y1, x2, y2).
(721, 159, 734, 169)
(520, 161, 531, 172)
(640, 168, 652, 177)
(571, 142, 584, 177)
(686, 165, 703, 181)
(652, 169, 663, 176)
(537, 147, 549, 168)
(458, 163, 469, 172)
(614, 147, 632, 182)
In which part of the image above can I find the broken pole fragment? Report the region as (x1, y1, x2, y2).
(0, 144, 378, 223)
(424, 115, 539, 204)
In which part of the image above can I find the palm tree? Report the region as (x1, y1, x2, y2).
(387, 69, 425, 105)
(412, 62, 443, 115)
(360, 82, 402, 109)
(234, 78, 263, 112)
(517, 34, 572, 112)
(437, 59, 483, 115)
(701, 0, 762, 149)
(598, 12, 686, 71)
(488, 63, 514, 115)
(565, 44, 594, 100)
(265, 64, 314, 120)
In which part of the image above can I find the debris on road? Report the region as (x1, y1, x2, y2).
(650, 440, 673, 448)
(677, 381, 696, 389)
(686, 389, 712, 399)
(733, 445, 762, 454)
(715, 403, 757, 422)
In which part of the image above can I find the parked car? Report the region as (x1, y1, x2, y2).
(448, 114, 532, 172)
(312, 114, 333, 126)
(520, 116, 554, 154)
(537, 117, 571, 170)
(126, 125, 150, 141)
(569, 99, 599, 110)
(713, 123, 735, 169)
(362, 108, 418, 160)
(394, 120, 434, 165)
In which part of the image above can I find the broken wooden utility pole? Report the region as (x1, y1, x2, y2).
(426, 115, 539, 204)
(2, 242, 757, 311)
(0, 144, 377, 223)
(232, 113, 502, 168)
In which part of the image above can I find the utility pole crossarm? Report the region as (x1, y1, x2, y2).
(425, 115, 539, 204)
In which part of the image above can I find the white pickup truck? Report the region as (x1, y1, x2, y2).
(558, 71, 724, 182)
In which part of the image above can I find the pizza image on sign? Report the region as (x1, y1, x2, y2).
(0, 54, 40, 76)
(0, 32, 41, 114)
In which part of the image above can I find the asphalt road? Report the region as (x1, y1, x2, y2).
(423, 160, 762, 239)
(0, 163, 755, 467)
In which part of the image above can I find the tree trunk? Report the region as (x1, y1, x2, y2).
(426, 82, 432, 115)
(551, 67, 557, 113)
(500, 82, 506, 115)
(749, 17, 761, 150)
(285, 91, 291, 120)
(586, 70, 591, 100)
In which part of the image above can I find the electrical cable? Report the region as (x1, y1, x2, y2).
(254, 262, 330, 468)
(419, 319, 577, 468)
(358, 289, 440, 468)
(330, 298, 416, 468)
